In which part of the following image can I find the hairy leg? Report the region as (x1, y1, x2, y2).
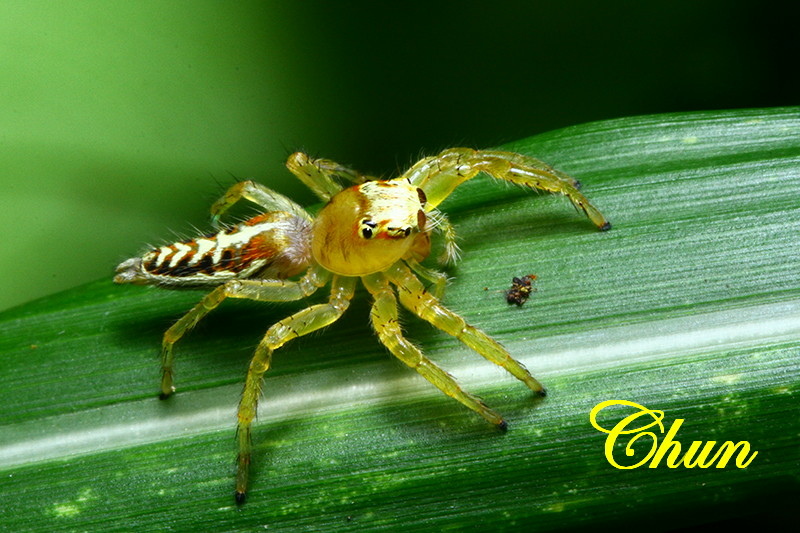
(428, 208, 461, 264)
(404, 258, 448, 299)
(234, 275, 356, 503)
(285, 152, 368, 201)
(159, 265, 330, 397)
(403, 148, 610, 230)
(362, 272, 507, 428)
(209, 180, 311, 226)
(386, 262, 545, 395)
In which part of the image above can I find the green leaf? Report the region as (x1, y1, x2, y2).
(1, 108, 798, 531)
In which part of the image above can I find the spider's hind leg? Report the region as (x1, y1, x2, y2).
(285, 152, 370, 201)
(210, 180, 311, 227)
(159, 266, 330, 398)
(235, 274, 356, 503)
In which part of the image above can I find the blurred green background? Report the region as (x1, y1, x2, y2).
(0, 0, 796, 311)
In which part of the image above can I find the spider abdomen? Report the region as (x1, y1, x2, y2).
(115, 211, 312, 287)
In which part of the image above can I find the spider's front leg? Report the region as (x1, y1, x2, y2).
(159, 265, 330, 398)
(362, 272, 507, 429)
(234, 275, 356, 504)
(403, 148, 610, 230)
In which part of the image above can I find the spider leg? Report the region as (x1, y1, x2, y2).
(209, 180, 311, 227)
(235, 274, 356, 504)
(285, 152, 369, 201)
(404, 258, 448, 299)
(361, 272, 506, 429)
(403, 148, 610, 230)
(428, 208, 461, 265)
(386, 262, 546, 395)
(159, 265, 330, 398)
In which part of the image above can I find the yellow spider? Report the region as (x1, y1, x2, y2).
(114, 148, 610, 503)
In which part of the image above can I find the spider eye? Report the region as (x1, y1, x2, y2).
(417, 209, 427, 231)
(416, 187, 427, 206)
(360, 220, 377, 239)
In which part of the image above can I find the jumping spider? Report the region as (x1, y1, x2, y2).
(114, 148, 610, 503)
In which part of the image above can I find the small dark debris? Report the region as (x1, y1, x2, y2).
(506, 274, 537, 306)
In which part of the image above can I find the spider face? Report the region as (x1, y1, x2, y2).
(115, 147, 610, 504)
(312, 180, 430, 276)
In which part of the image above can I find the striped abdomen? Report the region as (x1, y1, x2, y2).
(115, 211, 312, 287)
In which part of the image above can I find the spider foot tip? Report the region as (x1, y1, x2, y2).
(599, 221, 612, 231)
(496, 420, 509, 432)
(235, 491, 247, 505)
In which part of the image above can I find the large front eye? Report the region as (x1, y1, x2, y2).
(360, 219, 377, 239)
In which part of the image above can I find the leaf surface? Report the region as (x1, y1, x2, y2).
(1, 108, 798, 531)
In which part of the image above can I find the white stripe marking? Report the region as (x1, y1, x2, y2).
(169, 242, 192, 267)
(192, 238, 217, 265)
(155, 246, 172, 266)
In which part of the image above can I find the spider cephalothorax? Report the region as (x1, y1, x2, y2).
(115, 148, 610, 503)
(312, 179, 431, 276)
